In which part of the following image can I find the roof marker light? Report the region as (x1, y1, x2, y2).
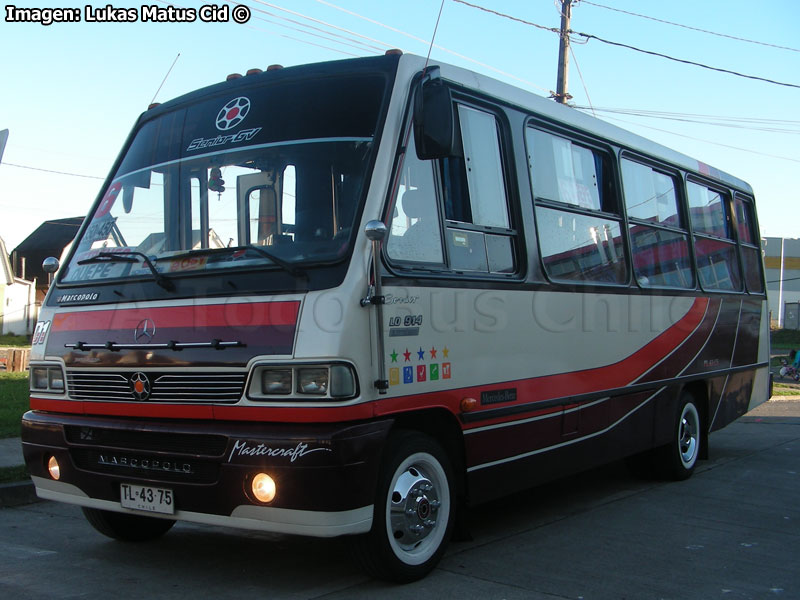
(266, 64, 283, 71)
(147, 102, 161, 110)
(246, 68, 263, 76)
(226, 73, 243, 81)
(385, 49, 403, 56)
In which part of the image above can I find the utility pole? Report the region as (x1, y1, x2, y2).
(554, 0, 573, 104)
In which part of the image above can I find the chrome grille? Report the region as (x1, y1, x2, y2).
(66, 371, 246, 403)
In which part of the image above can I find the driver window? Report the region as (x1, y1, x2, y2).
(386, 131, 444, 264)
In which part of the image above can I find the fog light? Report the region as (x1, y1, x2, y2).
(252, 473, 276, 503)
(48, 456, 61, 480)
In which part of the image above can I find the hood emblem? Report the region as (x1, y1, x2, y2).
(134, 318, 156, 343)
(130, 372, 151, 401)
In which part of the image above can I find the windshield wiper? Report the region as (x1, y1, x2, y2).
(77, 251, 175, 291)
(156, 246, 306, 278)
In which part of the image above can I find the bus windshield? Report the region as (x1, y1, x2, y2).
(62, 73, 387, 283)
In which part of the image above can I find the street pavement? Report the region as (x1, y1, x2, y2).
(0, 398, 798, 599)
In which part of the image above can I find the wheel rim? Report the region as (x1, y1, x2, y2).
(385, 451, 450, 566)
(678, 403, 700, 468)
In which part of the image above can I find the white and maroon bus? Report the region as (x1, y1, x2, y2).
(22, 51, 770, 582)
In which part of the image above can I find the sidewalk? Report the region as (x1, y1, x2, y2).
(0, 437, 24, 468)
(0, 437, 37, 507)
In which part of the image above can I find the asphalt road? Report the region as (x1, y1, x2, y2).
(1, 399, 798, 600)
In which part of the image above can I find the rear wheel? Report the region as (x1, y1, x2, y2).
(352, 431, 455, 582)
(659, 394, 702, 481)
(82, 507, 175, 542)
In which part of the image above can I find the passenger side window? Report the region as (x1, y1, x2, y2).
(687, 180, 742, 291)
(441, 105, 515, 274)
(387, 102, 517, 275)
(527, 127, 627, 284)
(621, 158, 694, 289)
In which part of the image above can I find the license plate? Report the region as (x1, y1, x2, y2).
(120, 483, 175, 515)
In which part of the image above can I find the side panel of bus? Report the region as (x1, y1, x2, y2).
(378, 73, 769, 505)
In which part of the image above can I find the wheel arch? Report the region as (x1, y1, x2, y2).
(388, 408, 467, 500)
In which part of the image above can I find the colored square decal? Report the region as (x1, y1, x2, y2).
(389, 368, 400, 386)
(442, 362, 451, 379)
(403, 366, 414, 384)
(417, 365, 427, 382)
(430, 364, 439, 381)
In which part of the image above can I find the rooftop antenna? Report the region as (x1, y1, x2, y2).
(423, 0, 446, 74)
(150, 53, 181, 105)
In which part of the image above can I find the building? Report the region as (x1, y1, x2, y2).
(0, 235, 37, 336)
(10, 217, 83, 303)
(762, 237, 800, 329)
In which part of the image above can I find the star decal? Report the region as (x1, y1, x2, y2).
(403, 348, 411, 362)
(390, 350, 398, 363)
(417, 347, 426, 360)
(430, 347, 437, 359)
(442, 346, 450, 358)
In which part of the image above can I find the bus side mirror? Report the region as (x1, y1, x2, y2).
(364, 220, 388, 243)
(413, 77, 455, 160)
(42, 257, 60, 274)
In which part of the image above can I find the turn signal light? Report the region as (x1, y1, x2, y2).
(460, 397, 478, 412)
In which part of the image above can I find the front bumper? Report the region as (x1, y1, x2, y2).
(22, 411, 392, 537)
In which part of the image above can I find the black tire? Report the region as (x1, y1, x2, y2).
(658, 394, 702, 481)
(352, 431, 455, 583)
(82, 507, 175, 542)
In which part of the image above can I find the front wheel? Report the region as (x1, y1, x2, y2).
(82, 507, 175, 542)
(352, 431, 455, 582)
(659, 394, 702, 481)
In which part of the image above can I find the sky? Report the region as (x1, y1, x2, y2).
(1, 0, 797, 253)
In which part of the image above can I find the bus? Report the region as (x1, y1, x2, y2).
(22, 51, 771, 582)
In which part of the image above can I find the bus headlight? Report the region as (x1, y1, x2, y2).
(30, 365, 66, 394)
(297, 368, 328, 395)
(249, 364, 357, 400)
(262, 369, 292, 395)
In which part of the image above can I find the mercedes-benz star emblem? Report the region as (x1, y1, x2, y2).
(130, 372, 151, 401)
(134, 318, 156, 344)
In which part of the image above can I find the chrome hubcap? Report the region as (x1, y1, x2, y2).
(389, 466, 441, 551)
(679, 406, 699, 466)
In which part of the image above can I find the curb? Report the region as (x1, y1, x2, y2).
(0, 479, 39, 508)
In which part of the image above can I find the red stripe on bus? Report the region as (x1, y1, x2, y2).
(30, 298, 709, 425)
(30, 397, 84, 414)
(376, 296, 710, 425)
(51, 301, 300, 332)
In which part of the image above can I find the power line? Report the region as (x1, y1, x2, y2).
(580, 0, 800, 54)
(571, 30, 800, 90)
(453, 0, 800, 90)
(313, 0, 553, 93)
(592, 113, 800, 164)
(452, 0, 559, 34)
(240, 0, 389, 54)
(571, 106, 800, 134)
(569, 46, 596, 116)
(0, 162, 104, 180)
